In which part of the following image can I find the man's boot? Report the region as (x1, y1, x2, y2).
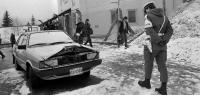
(138, 78, 151, 89)
(0, 51, 5, 59)
(155, 82, 167, 95)
(2, 55, 5, 59)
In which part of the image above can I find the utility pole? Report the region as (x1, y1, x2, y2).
(163, 0, 166, 15)
(117, 0, 120, 21)
(104, 0, 121, 41)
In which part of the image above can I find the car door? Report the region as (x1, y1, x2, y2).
(15, 35, 25, 64)
(15, 34, 28, 70)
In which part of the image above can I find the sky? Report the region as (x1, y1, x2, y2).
(0, 0, 58, 25)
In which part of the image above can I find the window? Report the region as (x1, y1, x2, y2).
(128, 9, 136, 23)
(29, 31, 73, 46)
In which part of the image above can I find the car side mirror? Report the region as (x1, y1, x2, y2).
(18, 45, 26, 49)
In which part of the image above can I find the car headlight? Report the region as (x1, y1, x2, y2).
(87, 53, 97, 60)
(45, 60, 58, 66)
(39, 60, 58, 69)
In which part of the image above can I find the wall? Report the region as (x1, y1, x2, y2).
(58, 0, 183, 36)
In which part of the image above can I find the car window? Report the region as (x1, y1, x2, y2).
(29, 31, 74, 46)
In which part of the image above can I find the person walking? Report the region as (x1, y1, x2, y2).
(0, 50, 5, 59)
(0, 34, 2, 44)
(83, 19, 93, 47)
(138, 2, 173, 95)
(75, 18, 85, 44)
(0, 34, 5, 59)
(10, 33, 16, 48)
(118, 16, 131, 49)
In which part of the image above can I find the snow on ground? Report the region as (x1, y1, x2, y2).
(0, 68, 26, 95)
(99, 44, 143, 62)
(18, 82, 30, 95)
(0, 68, 23, 85)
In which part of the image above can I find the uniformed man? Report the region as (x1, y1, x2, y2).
(75, 18, 85, 44)
(138, 2, 173, 95)
(118, 16, 130, 48)
(83, 19, 93, 47)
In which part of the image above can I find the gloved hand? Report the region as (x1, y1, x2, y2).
(159, 40, 167, 46)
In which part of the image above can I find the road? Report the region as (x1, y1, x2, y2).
(0, 44, 200, 95)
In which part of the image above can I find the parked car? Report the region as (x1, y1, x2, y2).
(12, 30, 102, 88)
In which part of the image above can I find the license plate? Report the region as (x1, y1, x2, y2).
(70, 67, 83, 76)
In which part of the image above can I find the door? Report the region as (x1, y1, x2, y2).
(15, 34, 28, 70)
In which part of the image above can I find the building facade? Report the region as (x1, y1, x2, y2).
(57, 0, 183, 37)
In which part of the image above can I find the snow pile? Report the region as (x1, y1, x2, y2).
(171, 0, 200, 39)
(168, 37, 200, 66)
(167, 0, 200, 66)
(172, 0, 193, 17)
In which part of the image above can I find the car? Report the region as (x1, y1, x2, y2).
(12, 30, 102, 88)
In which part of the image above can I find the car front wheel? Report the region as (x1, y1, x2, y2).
(27, 66, 40, 88)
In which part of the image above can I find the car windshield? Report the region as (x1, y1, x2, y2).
(29, 31, 74, 46)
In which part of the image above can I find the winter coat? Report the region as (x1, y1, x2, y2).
(144, 8, 173, 51)
(10, 33, 16, 44)
(119, 20, 129, 34)
(76, 21, 85, 34)
(83, 22, 93, 36)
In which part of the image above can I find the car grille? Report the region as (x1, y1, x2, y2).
(58, 55, 87, 65)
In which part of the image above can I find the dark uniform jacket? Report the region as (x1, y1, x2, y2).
(145, 8, 173, 51)
(10, 33, 16, 44)
(119, 20, 129, 34)
(83, 22, 92, 36)
(76, 22, 85, 34)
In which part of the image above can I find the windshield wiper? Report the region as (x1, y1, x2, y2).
(29, 43, 49, 47)
(50, 41, 73, 45)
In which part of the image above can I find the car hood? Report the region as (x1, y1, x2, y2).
(26, 43, 87, 61)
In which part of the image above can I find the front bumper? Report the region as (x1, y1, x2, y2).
(32, 59, 102, 80)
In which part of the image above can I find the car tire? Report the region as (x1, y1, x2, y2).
(27, 66, 40, 88)
(82, 71, 90, 78)
(13, 55, 22, 70)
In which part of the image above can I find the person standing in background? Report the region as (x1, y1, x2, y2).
(75, 18, 85, 44)
(84, 19, 93, 47)
(118, 16, 131, 49)
(10, 32, 16, 48)
(0, 34, 5, 59)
